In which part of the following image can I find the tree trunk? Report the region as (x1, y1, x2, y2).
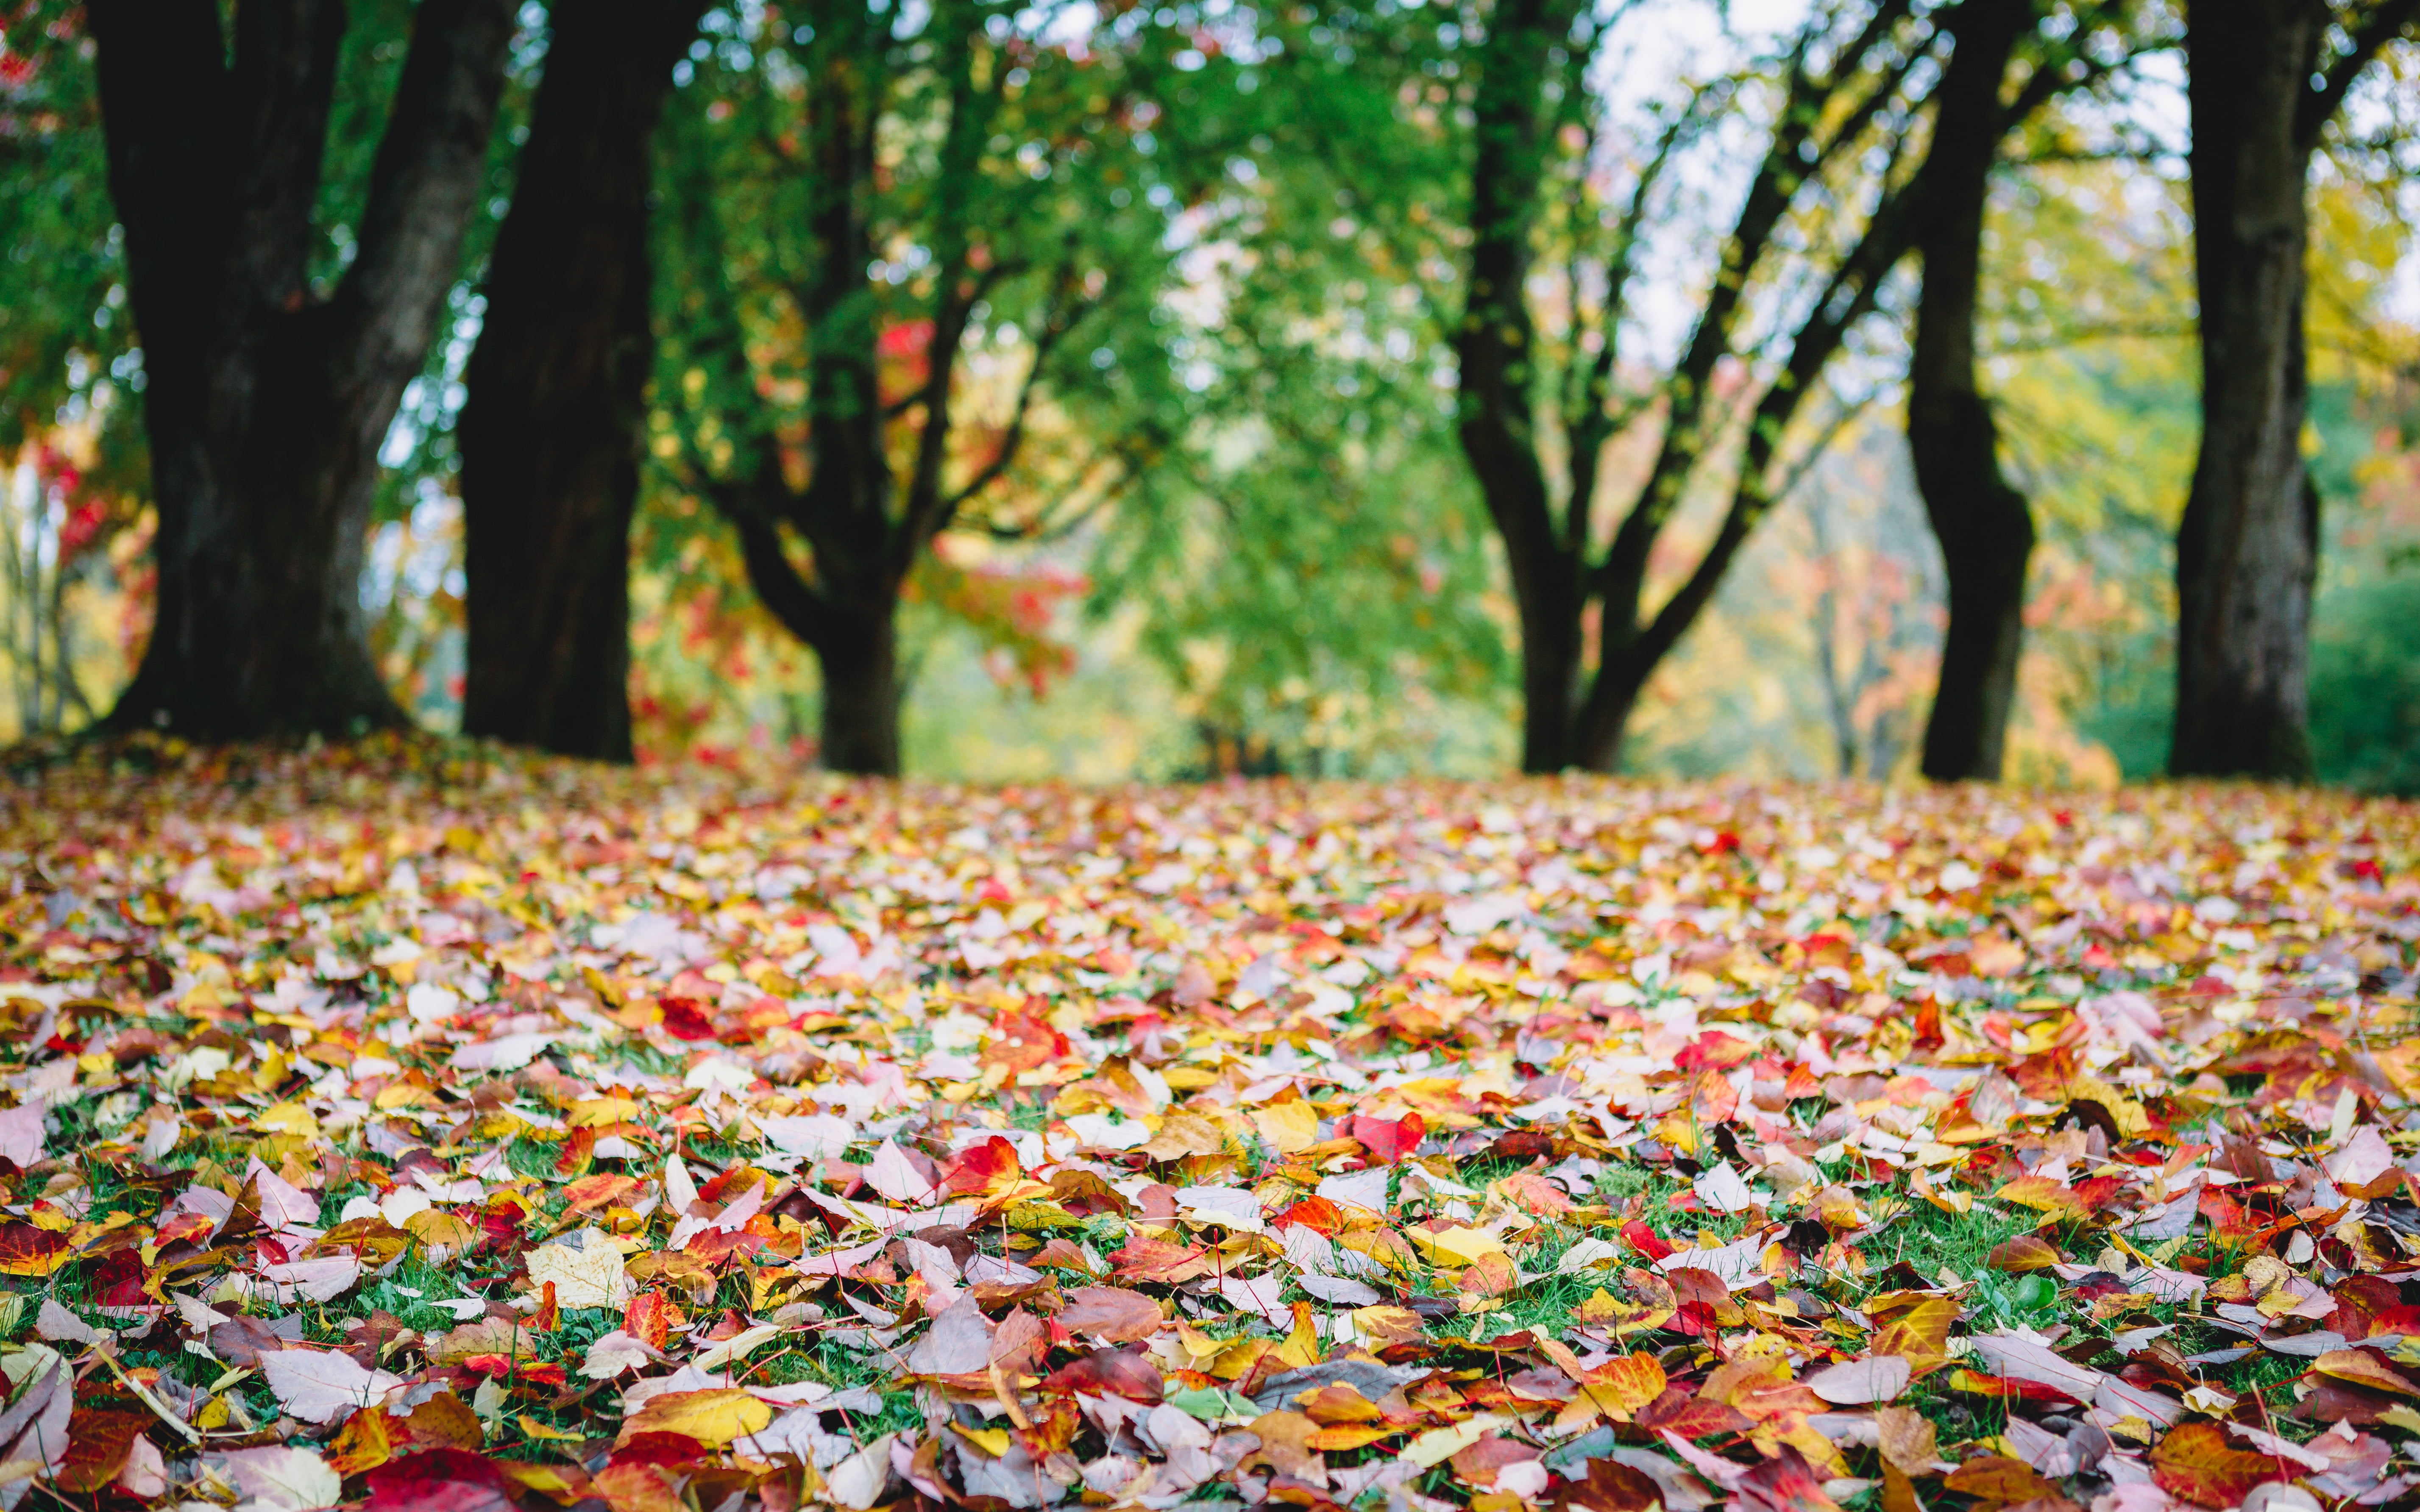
(1910, 0, 2033, 782)
(2171, 2, 2325, 779)
(91, 0, 516, 740)
(1452, 0, 1586, 774)
(1514, 592, 1583, 773)
(813, 606, 902, 776)
(459, 0, 703, 761)
(1575, 670, 1640, 774)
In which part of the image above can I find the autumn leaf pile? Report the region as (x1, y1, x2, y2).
(3, 739, 2419, 1512)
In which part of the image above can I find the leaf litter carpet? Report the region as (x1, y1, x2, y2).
(3, 742, 2418, 1512)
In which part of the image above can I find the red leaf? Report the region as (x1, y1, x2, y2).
(1620, 1220, 1675, 1261)
(1273, 1196, 1344, 1234)
(940, 1135, 1024, 1198)
(366, 1449, 515, 1512)
(1109, 1235, 1214, 1284)
(657, 997, 717, 1041)
(0, 1223, 67, 1276)
(56, 1409, 148, 1494)
(1674, 1031, 1756, 1072)
(613, 1430, 710, 1469)
(1043, 1347, 1164, 1402)
(1347, 1112, 1425, 1163)
(1736, 1448, 1842, 1512)
(625, 1290, 680, 1350)
(981, 1002, 1071, 1074)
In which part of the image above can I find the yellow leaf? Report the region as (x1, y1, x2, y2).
(568, 1097, 642, 1128)
(1870, 1296, 1958, 1377)
(517, 1414, 585, 1443)
(1307, 1424, 1398, 1450)
(958, 1426, 1013, 1457)
(1251, 1100, 1320, 1155)
(2378, 1404, 2420, 1436)
(1586, 1352, 1667, 1418)
(1403, 1414, 1507, 1468)
(253, 1101, 319, 1137)
(1408, 1225, 1506, 1268)
(617, 1390, 771, 1448)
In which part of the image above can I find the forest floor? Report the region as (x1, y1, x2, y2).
(0, 736, 2416, 1512)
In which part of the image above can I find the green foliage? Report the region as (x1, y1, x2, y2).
(650, 0, 1208, 548)
(0, 5, 139, 471)
(2311, 573, 2420, 794)
(1082, 0, 1509, 773)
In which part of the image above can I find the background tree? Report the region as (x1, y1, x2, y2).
(86, 0, 517, 739)
(2171, 0, 2417, 778)
(655, 0, 1202, 775)
(1906, 0, 2145, 781)
(1448, 1, 1940, 772)
(457, 0, 705, 762)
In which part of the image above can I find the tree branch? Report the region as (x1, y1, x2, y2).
(329, 0, 518, 373)
(2305, 0, 2420, 145)
(1563, 78, 1717, 559)
(1592, 0, 1924, 624)
(932, 275, 1102, 534)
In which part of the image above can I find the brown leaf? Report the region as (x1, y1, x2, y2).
(1874, 1405, 1940, 1475)
(1943, 1457, 2061, 1504)
(1240, 1410, 1326, 1484)
(1056, 1285, 1166, 1343)
(54, 1409, 148, 1494)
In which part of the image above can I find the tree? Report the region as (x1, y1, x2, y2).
(2171, 0, 2417, 778)
(1906, 1, 2033, 781)
(1451, 1, 1940, 773)
(86, 0, 517, 739)
(658, 0, 1197, 775)
(1906, 0, 2144, 780)
(457, 0, 704, 762)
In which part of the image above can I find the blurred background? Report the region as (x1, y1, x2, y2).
(3, 0, 2417, 787)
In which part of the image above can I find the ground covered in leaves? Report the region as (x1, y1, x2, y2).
(3, 739, 2418, 1512)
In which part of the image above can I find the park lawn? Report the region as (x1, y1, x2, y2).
(0, 734, 2415, 1512)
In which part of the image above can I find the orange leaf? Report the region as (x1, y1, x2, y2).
(1870, 1296, 1959, 1376)
(1986, 1236, 2062, 1272)
(0, 1222, 68, 1276)
(2149, 1422, 2289, 1508)
(1587, 1352, 1668, 1418)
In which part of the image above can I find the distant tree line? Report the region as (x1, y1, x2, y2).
(1, 0, 2413, 781)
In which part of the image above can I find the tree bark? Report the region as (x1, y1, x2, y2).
(813, 608, 903, 777)
(2171, 0, 2328, 779)
(1453, 0, 1586, 774)
(458, 0, 704, 762)
(91, 0, 515, 740)
(1909, 0, 2033, 782)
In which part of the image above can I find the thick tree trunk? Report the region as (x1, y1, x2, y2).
(728, 511, 905, 776)
(1575, 670, 1639, 774)
(1513, 592, 1583, 774)
(91, 0, 515, 740)
(459, 0, 703, 761)
(2171, 3, 2325, 779)
(1910, 0, 2033, 782)
(813, 607, 903, 777)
